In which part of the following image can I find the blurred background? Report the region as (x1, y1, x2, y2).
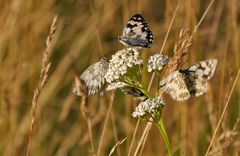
(0, 0, 239, 155)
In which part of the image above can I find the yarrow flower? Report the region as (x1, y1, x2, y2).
(132, 96, 165, 119)
(147, 54, 168, 72)
(105, 47, 143, 83)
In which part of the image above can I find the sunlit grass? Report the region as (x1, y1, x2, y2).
(0, 0, 239, 156)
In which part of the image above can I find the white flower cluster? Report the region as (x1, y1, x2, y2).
(105, 47, 143, 83)
(132, 96, 165, 118)
(147, 54, 168, 72)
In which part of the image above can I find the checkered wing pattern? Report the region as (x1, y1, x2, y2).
(73, 58, 108, 96)
(160, 71, 191, 101)
(118, 14, 154, 48)
(160, 59, 218, 101)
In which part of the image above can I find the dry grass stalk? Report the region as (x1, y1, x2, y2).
(73, 75, 96, 153)
(59, 94, 75, 122)
(127, 120, 140, 156)
(73, 75, 89, 119)
(166, 29, 192, 75)
(139, 123, 152, 155)
(26, 15, 58, 156)
(208, 117, 240, 155)
(193, 0, 215, 34)
(205, 85, 218, 131)
(205, 69, 240, 155)
(108, 138, 126, 156)
(133, 122, 152, 156)
(110, 110, 121, 156)
(97, 92, 115, 156)
(79, 103, 108, 145)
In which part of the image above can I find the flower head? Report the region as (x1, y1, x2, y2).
(147, 54, 168, 72)
(132, 96, 165, 119)
(105, 47, 143, 83)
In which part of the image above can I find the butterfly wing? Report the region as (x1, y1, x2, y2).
(105, 82, 127, 91)
(160, 71, 191, 101)
(120, 86, 147, 101)
(183, 59, 218, 96)
(119, 14, 154, 48)
(74, 58, 108, 95)
(181, 70, 208, 97)
(186, 59, 218, 80)
(160, 59, 217, 101)
(106, 82, 147, 101)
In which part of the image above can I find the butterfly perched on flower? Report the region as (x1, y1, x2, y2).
(120, 86, 147, 101)
(118, 14, 154, 48)
(160, 59, 218, 101)
(73, 57, 108, 96)
(106, 82, 147, 101)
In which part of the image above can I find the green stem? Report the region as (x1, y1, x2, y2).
(157, 118, 173, 156)
(156, 73, 160, 96)
(139, 88, 152, 98)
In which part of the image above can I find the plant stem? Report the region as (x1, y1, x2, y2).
(157, 118, 173, 156)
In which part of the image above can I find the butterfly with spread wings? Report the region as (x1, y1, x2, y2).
(73, 57, 109, 96)
(118, 14, 154, 48)
(160, 59, 218, 101)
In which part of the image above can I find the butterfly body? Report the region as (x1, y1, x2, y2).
(160, 59, 218, 101)
(119, 14, 153, 48)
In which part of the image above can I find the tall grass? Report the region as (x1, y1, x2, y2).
(0, 0, 239, 156)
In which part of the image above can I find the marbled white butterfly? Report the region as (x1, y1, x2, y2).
(120, 86, 147, 101)
(73, 57, 108, 96)
(118, 14, 154, 48)
(106, 82, 147, 101)
(160, 59, 218, 101)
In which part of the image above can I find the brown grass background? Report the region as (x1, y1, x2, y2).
(0, 0, 239, 155)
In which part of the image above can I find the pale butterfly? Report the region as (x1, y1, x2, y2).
(120, 86, 147, 101)
(160, 59, 218, 101)
(73, 57, 108, 96)
(118, 14, 154, 48)
(106, 82, 147, 101)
